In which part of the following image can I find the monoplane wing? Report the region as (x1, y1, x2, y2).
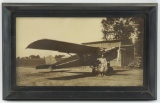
(26, 39, 99, 54)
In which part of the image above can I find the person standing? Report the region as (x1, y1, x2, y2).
(97, 55, 108, 76)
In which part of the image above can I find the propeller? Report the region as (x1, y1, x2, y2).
(117, 44, 121, 64)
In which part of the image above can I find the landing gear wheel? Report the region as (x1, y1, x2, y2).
(92, 69, 95, 75)
(106, 66, 114, 76)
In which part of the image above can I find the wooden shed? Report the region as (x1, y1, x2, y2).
(82, 40, 134, 67)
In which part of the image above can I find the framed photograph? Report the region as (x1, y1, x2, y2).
(2, 3, 157, 100)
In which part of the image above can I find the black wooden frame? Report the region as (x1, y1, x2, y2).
(2, 3, 157, 100)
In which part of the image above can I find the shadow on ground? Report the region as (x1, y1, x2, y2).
(41, 70, 70, 73)
(47, 72, 93, 80)
(47, 69, 130, 80)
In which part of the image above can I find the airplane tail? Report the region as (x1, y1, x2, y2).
(35, 55, 57, 69)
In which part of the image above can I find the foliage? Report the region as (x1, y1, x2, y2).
(101, 17, 144, 56)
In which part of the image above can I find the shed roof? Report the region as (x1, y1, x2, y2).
(82, 39, 133, 45)
(82, 40, 121, 45)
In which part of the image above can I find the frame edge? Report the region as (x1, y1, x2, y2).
(2, 4, 12, 100)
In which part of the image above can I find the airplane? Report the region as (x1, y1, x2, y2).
(26, 39, 120, 74)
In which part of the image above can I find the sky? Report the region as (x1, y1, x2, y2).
(16, 17, 105, 58)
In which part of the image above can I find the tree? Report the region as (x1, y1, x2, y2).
(132, 17, 144, 57)
(16, 57, 20, 59)
(101, 17, 144, 57)
(29, 55, 40, 59)
(101, 17, 136, 40)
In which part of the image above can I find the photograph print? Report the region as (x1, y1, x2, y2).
(16, 17, 144, 86)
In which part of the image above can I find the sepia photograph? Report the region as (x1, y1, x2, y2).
(3, 3, 157, 100)
(16, 17, 144, 86)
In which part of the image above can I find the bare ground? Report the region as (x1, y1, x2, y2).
(16, 66, 143, 86)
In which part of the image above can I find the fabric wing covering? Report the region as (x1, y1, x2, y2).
(26, 39, 99, 54)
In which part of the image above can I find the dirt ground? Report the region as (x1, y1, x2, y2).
(16, 66, 143, 86)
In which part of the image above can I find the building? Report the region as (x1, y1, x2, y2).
(82, 40, 134, 67)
